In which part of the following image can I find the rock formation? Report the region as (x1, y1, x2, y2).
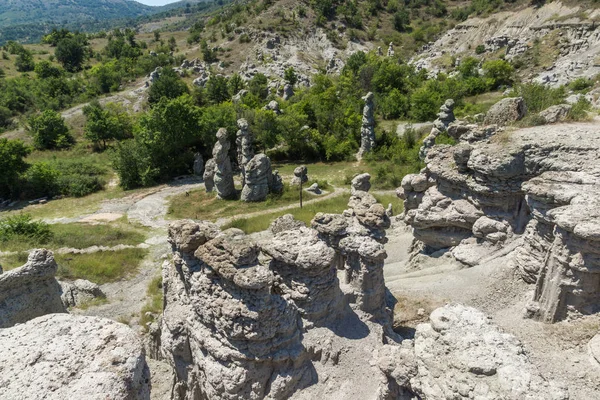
(291, 165, 308, 186)
(351, 173, 372, 193)
(387, 42, 395, 57)
(60, 279, 105, 308)
(483, 97, 526, 126)
(358, 92, 376, 159)
(0, 313, 151, 400)
(203, 158, 216, 193)
(212, 128, 236, 199)
(271, 170, 284, 194)
(283, 83, 294, 100)
(312, 173, 391, 318)
(235, 118, 254, 187)
(379, 304, 568, 399)
(399, 118, 600, 322)
(241, 153, 273, 202)
(419, 99, 455, 159)
(193, 152, 204, 176)
(0, 249, 66, 328)
(539, 104, 572, 124)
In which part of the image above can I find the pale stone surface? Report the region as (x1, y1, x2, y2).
(0, 314, 151, 400)
(60, 279, 105, 308)
(358, 92, 376, 158)
(236, 118, 253, 187)
(212, 128, 236, 199)
(203, 158, 216, 192)
(0, 249, 66, 328)
(483, 97, 527, 126)
(291, 165, 308, 186)
(539, 104, 572, 124)
(241, 153, 272, 202)
(351, 173, 372, 193)
(409, 305, 568, 400)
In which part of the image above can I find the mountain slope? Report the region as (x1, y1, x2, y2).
(0, 0, 161, 43)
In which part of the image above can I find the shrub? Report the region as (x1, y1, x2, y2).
(514, 83, 565, 113)
(566, 98, 592, 121)
(28, 110, 74, 150)
(568, 78, 592, 92)
(0, 138, 31, 199)
(83, 101, 133, 150)
(21, 162, 61, 198)
(148, 67, 189, 105)
(475, 45, 486, 54)
(483, 59, 514, 89)
(0, 214, 52, 243)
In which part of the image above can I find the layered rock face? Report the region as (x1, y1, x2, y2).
(0, 249, 66, 328)
(161, 181, 394, 400)
(0, 313, 151, 400)
(399, 121, 600, 322)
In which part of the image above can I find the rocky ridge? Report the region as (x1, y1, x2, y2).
(399, 113, 600, 322)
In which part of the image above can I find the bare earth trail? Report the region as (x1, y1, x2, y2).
(383, 221, 600, 400)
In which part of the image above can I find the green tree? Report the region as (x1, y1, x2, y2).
(148, 68, 190, 105)
(393, 9, 410, 32)
(15, 50, 35, 72)
(458, 57, 479, 79)
(34, 60, 63, 79)
(228, 73, 245, 96)
(206, 76, 230, 104)
(248, 73, 269, 99)
(483, 59, 514, 88)
(83, 101, 133, 150)
(28, 110, 74, 150)
(284, 67, 298, 86)
(0, 138, 30, 198)
(55, 37, 86, 72)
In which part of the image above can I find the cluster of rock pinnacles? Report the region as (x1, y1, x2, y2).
(201, 119, 285, 202)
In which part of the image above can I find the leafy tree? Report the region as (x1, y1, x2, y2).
(483, 59, 514, 88)
(28, 110, 74, 150)
(458, 57, 479, 79)
(284, 67, 298, 86)
(0, 138, 30, 198)
(380, 89, 409, 119)
(206, 76, 230, 104)
(228, 73, 245, 96)
(15, 50, 35, 72)
(394, 9, 411, 32)
(83, 101, 133, 150)
(248, 73, 269, 99)
(34, 60, 63, 79)
(153, 31, 161, 42)
(55, 37, 87, 72)
(88, 61, 122, 94)
(42, 29, 73, 46)
(344, 51, 367, 75)
(148, 68, 189, 105)
(200, 40, 217, 63)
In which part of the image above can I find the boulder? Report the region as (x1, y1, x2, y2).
(483, 97, 527, 126)
(0, 249, 66, 329)
(538, 104, 572, 124)
(269, 214, 306, 234)
(203, 158, 216, 192)
(0, 314, 151, 400)
(351, 173, 372, 193)
(306, 183, 321, 194)
(59, 279, 105, 308)
(291, 165, 308, 186)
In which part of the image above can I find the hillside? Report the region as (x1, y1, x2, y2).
(0, 0, 201, 43)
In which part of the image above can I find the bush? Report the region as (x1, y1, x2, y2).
(568, 78, 592, 92)
(28, 110, 74, 150)
(0, 138, 31, 199)
(566, 98, 592, 121)
(475, 45, 486, 54)
(148, 67, 189, 105)
(21, 162, 61, 198)
(483, 59, 514, 89)
(0, 214, 52, 243)
(514, 83, 565, 113)
(83, 100, 133, 149)
(55, 37, 87, 72)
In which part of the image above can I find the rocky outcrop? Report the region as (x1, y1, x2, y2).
(312, 174, 391, 319)
(351, 173, 372, 193)
(0, 249, 66, 328)
(236, 118, 253, 186)
(399, 120, 600, 322)
(161, 178, 399, 400)
(241, 153, 273, 202)
(404, 304, 567, 399)
(483, 97, 526, 126)
(203, 158, 216, 192)
(0, 313, 151, 400)
(193, 152, 204, 176)
(282, 83, 294, 100)
(358, 92, 376, 159)
(419, 99, 455, 159)
(212, 128, 236, 199)
(539, 104, 572, 124)
(291, 165, 308, 186)
(60, 279, 105, 308)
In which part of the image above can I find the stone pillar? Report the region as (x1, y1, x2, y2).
(212, 128, 236, 199)
(358, 92, 375, 160)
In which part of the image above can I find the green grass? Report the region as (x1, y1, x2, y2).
(373, 193, 404, 216)
(139, 275, 164, 331)
(0, 221, 147, 252)
(55, 248, 148, 284)
(0, 247, 148, 284)
(273, 162, 367, 187)
(224, 194, 351, 234)
(167, 185, 319, 221)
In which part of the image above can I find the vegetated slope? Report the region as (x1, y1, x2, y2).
(0, 0, 154, 43)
